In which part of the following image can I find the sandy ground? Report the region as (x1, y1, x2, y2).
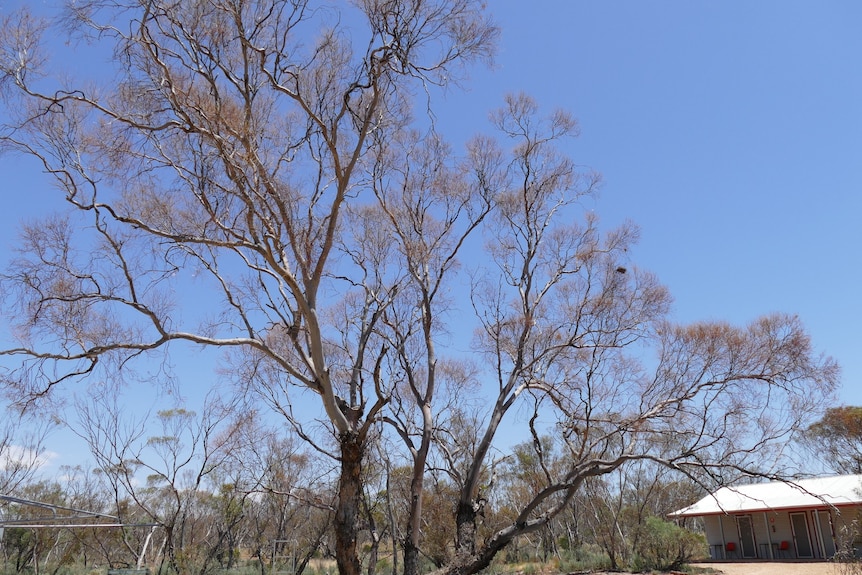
(695, 562, 837, 575)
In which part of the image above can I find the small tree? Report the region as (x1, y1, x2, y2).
(74, 388, 250, 574)
(0, 410, 50, 495)
(803, 406, 862, 474)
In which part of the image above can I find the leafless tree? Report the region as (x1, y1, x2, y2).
(0, 2, 497, 574)
(0, 410, 50, 496)
(54, 465, 129, 569)
(219, 412, 335, 575)
(74, 388, 246, 573)
(429, 93, 839, 575)
(0, 3, 840, 575)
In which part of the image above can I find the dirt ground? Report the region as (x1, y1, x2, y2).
(695, 561, 837, 575)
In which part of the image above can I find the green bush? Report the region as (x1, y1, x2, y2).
(555, 544, 612, 573)
(632, 516, 707, 572)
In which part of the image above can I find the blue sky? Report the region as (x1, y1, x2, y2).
(438, 1, 862, 406)
(1, 1, 861, 472)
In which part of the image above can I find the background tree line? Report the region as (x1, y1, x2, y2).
(1, 404, 706, 575)
(7, 400, 859, 574)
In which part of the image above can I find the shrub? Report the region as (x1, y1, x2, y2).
(632, 516, 707, 572)
(556, 544, 612, 573)
(834, 517, 862, 575)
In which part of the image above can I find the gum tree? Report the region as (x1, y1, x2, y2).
(427, 94, 839, 575)
(803, 405, 862, 474)
(0, 2, 497, 574)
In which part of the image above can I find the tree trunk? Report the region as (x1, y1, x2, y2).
(403, 535, 420, 575)
(455, 500, 477, 556)
(336, 433, 365, 575)
(403, 470, 425, 575)
(364, 499, 380, 575)
(443, 530, 516, 575)
(446, 499, 556, 575)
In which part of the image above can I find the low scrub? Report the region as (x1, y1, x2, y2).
(632, 516, 707, 572)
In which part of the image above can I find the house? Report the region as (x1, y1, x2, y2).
(669, 474, 862, 561)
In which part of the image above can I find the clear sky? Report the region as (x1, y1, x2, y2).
(1, 1, 861, 472)
(438, 1, 862, 407)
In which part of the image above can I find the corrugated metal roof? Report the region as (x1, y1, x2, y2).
(670, 474, 862, 517)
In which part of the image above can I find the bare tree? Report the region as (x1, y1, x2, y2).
(0, 410, 50, 496)
(430, 93, 839, 575)
(219, 412, 335, 575)
(0, 2, 496, 575)
(366, 125, 494, 575)
(0, 4, 839, 575)
(54, 465, 137, 570)
(74, 387, 247, 573)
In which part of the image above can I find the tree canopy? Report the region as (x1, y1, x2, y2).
(803, 405, 862, 474)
